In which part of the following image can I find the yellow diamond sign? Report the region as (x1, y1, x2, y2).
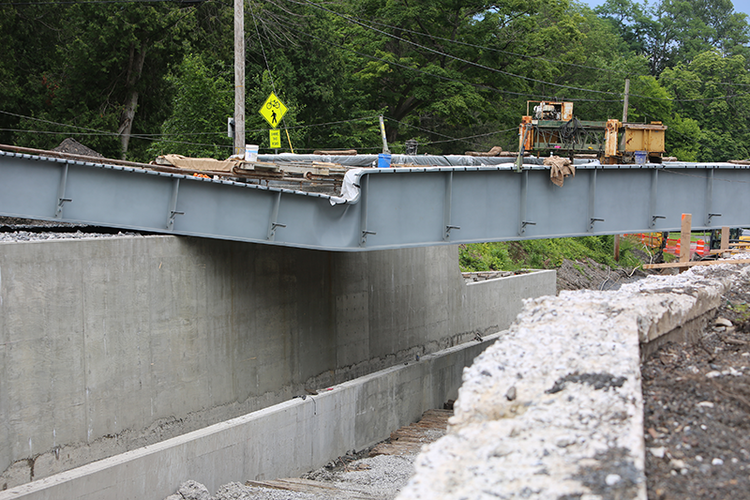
(259, 92, 287, 128)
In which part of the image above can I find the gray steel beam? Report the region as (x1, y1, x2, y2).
(1, 151, 749, 251)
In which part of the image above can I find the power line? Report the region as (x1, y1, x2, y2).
(317, 9, 750, 90)
(427, 128, 519, 146)
(12, 0, 750, 94)
(294, 0, 623, 99)
(383, 117, 460, 141)
(291, 0, 750, 103)
(272, 16, 617, 103)
(285, 116, 380, 130)
(0, 110, 385, 149)
(382, 117, 518, 148)
(5, 0, 195, 4)
(0, 128, 233, 148)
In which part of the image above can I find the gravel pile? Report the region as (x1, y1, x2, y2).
(397, 262, 747, 499)
(0, 216, 140, 241)
(0, 230, 139, 242)
(166, 454, 421, 500)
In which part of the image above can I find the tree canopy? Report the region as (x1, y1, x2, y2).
(1, 0, 750, 162)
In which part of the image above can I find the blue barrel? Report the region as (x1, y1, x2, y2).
(634, 151, 647, 164)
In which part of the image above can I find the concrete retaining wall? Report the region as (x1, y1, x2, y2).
(0, 235, 556, 489)
(0, 332, 499, 500)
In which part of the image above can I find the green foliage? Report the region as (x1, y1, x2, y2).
(2, 0, 750, 161)
(147, 54, 233, 159)
(459, 236, 643, 272)
(660, 50, 750, 161)
(596, 0, 750, 74)
(459, 242, 515, 272)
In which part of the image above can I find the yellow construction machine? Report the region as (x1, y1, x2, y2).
(518, 101, 667, 164)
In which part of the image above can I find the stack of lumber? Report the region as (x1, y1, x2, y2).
(233, 160, 350, 189)
(152, 154, 355, 192)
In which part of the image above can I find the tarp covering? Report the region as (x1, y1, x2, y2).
(257, 153, 598, 167)
(157, 154, 236, 172)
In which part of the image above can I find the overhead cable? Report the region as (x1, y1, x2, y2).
(291, 0, 750, 103)
(317, 10, 750, 90)
(271, 16, 616, 103)
(294, 0, 622, 98)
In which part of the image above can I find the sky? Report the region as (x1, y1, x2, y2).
(583, 0, 750, 18)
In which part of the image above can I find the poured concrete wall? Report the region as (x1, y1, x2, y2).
(0, 335, 496, 500)
(0, 235, 555, 489)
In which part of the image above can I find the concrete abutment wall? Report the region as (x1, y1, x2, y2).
(0, 235, 556, 491)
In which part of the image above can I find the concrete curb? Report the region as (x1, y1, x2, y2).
(398, 264, 745, 500)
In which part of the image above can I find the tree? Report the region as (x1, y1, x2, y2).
(660, 50, 750, 161)
(8, 1, 199, 160)
(597, 0, 750, 75)
(146, 54, 233, 159)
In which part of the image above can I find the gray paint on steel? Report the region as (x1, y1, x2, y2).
(1, 151, 749, 250)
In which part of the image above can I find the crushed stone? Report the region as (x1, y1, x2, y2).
(167, 454, 422, 500)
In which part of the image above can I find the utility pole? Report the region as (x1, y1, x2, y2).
(234, 0, 245, 156)
(614, 78, 630, 262)
(618, 78, 630, 152)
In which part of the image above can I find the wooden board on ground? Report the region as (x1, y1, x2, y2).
(644, 259, 750, 270)
(369, 409, 451, 457)
(245, 478, 372, 499)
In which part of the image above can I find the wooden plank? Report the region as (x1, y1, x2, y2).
(644, 259, 750, 269)
(280, 164, 329, 176)
(722, 226, 730, 251)
(245, 478, 338, 492)
(245, 479, 374, 498)
(710, 249, 743, 255)
(680, 213, 691, 265)
(250, 160, 280, 171)
(614, 234, 620, 262)
(312, 149, 357, 155)
(369, 443, 420, 456)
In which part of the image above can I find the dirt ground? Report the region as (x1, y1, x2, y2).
(560, 256, 750, 499)
(642, 273, 750, 500)
(555, 248, 659, 293)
